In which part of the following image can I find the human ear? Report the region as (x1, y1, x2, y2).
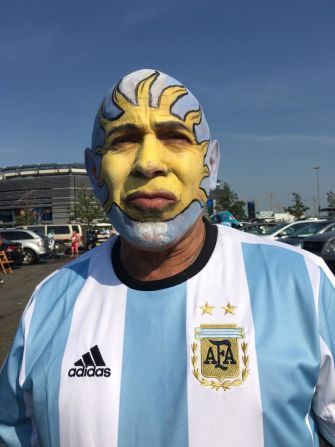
(208, 140, 220, 191)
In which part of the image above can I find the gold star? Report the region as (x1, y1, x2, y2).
(200, 302, 215, 315)
(222, 302, 237, 315)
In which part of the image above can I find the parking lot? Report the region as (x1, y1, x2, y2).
(0, 256, 70, 365)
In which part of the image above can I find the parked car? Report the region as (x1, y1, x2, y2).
(240, 222, 278, 235)
(0, 238, 25, 266)
(302, 231, 335, 272)
(85, 226, 116, 250)
(0, 229, 50, 265)
(280, 220, 335, 247)
(90, 223, 115, 242)
(16, 224, 85, 249)
(262, 219, 327, 240)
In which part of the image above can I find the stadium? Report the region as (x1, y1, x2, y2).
(0, 163, 91, 226)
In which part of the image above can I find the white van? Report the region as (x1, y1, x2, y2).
(16, 224, 84, 248)
(93, 223, 116, 241)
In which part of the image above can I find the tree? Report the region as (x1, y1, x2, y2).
(326, 191, 335, 216)
(67, 187, 107, 228)
(284, 193, 310, 219)
(216, 182, 246, 220)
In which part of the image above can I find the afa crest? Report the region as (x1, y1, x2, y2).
(191, 324, 249, 391)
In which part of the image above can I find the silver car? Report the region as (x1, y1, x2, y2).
(0, 229, 50, 265)
(302, 231, 335, 273)
(280, 220, 335, 247)
(262, 219, 328, 240)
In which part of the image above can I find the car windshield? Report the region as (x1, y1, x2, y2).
(289, 221, 330, 238)
(241, 224, 276, 235)
(263, 222, 288, 235)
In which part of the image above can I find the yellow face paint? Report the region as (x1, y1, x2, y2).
(96, 72, 209, 222)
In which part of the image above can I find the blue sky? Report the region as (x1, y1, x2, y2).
(1, 0, 334, 212)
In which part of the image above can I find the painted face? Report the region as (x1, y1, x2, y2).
(86, 69, 220, 248)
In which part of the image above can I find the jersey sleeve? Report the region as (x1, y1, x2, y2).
(0, 296, 39, 447)
(313, 268, 335, 446)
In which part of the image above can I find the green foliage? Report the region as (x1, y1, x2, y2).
(283, 193, 310, 219)
(326, 191, 335, 216)
(67, 187, 107, 228)
(216, 182, 246, 220)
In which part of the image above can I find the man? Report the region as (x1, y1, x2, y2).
(47, 230, 55, 254)
(0, 69, 334, 446)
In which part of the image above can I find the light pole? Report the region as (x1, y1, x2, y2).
(265, 191, 274, 211)
(313, 166, 321, 217)
(313, 197, 317, 217)
(73, 173, 77, 222)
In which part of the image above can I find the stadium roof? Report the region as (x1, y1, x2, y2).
(0, 163, 86, 178)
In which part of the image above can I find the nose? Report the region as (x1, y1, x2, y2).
(131, 134, 168, 178)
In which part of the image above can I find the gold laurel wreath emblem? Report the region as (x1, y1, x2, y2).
(191, 341, 249, 391)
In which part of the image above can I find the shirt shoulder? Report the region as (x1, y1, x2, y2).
(27, 238, 118, 317)
(215, 224, 334, 279)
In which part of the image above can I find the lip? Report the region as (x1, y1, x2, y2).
(125, 190, 177, 209)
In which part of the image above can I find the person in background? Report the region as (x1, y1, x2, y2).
(109, 226, 117, 237)
(47, 229, 55, 253)
(92, 229, 99, 247)
(70, 230, 80, 257)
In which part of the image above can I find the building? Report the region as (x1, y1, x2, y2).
(0, 163, 91, 226)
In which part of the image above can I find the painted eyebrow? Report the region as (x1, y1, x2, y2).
(106, 124, 143, 138)
(153, 121, 193, 134)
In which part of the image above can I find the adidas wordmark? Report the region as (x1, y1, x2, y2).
(68, 345, 111, 378)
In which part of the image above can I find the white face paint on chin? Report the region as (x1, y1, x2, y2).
(129, 222, 170, 246)
(109, 201, 203, 249)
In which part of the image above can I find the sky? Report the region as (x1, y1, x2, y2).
(1, 0, 334, 213)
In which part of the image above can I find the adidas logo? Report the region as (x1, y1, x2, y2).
(68, 345, 111, 378)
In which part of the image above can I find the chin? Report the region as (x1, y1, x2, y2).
(109, 202, 203, 249)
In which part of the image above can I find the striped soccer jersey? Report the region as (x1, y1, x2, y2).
(0, 222, 335, 447)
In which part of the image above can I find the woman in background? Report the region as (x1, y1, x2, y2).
(70, 230, 80, 257)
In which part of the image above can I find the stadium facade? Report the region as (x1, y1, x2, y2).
(0, 163, 91, 226)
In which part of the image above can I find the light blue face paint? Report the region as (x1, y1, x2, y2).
(109, 201, 203, 249)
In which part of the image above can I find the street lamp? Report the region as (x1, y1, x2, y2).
(73, 173, 77, 222)
(313, 166, 321, 217)
(265, 191, 274, 211)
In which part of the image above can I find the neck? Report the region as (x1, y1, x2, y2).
(119, 217, 206, 281)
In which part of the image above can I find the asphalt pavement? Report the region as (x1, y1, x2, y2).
(0, 255, 71, 365)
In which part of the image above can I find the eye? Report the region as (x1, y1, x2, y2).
(160, 132, 192, 144)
